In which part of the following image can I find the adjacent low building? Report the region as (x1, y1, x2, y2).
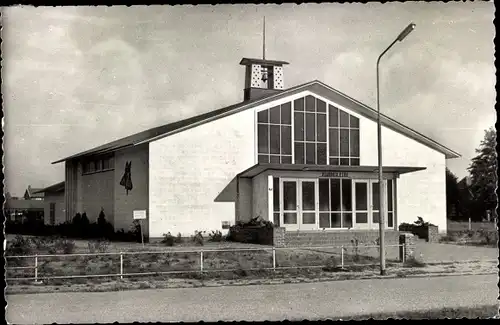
(52, 57, 460, 239)
(33, 182, 65, 225)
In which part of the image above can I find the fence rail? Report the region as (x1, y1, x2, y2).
(5, 244, 404, 283)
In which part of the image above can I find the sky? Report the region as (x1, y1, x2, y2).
(2, 3, 496, 196)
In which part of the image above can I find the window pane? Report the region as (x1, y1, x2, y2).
(342, 179, 352, 211)
(281, 126, 292, 155)
(270, 106, 280, 124)
(330, 158, 339, 166)
(373, 212, 380, 224)
(317, 99, 326, 113)
(319, 213, 330, 228)
(302, 181, 315, 211)
(294, 142, 304, 164)
(343, 213, 353, 228)
(388, 180, 393, 211)
(303, 213, 316, 224)
(258, 110, 268, 123)
(283, 181, 297, 209)
(317, 143, 327, 165)
(305, 113, 315, 141)
(281, 102, 292, 125)
(305, 95, 315, 112)
(372, 182, 380, 211)
(331, 213, 341, 228)
(356, 212, 368, 224)
(258, 155, 269, 163)
(273, 178, 280, 212)
(102, 159, 109, 170)
(340, 129, 349, 156)
(350, 158, 360, 166)
(355, 183, 368, 210)
(270, 155, 280, 164)
(317, 114, 326, 142)
(270, 125, 280, 154)
(350, 115, 359, 128)
(258, 124, 269, 154)
(388, 212, 394, 228)
(330, 179, 341, 211)
(306, 143, 316, 164)
(350, 129, 359, 157)
(329, 105, 339, 127)
(319, 179, 330, 211)
(284, 213, 297, 224)
(329, 128, 339, 157)
(340, 110, 349, 127)
(281, 155, 292, 164)
(340, 158, 350, 166)
(294, 112, 304, 141)
(294, 98, 304, 111)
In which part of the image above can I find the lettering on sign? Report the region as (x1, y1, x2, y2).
(321, 172, 349, 178)
(133, 210, 147, 220)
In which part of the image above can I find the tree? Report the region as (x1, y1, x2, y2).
(446, 168, 463, 220)
(467, 127, 497, 221)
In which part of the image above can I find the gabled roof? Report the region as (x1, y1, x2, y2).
(33, 181, 65, 194)
(53, 80, 460, 164)
(25, 186, 44, 199)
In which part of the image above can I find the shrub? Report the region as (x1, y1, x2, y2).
(161, 232, 175, 246)
(55, 238, 75, 254)
(87, 239, 110, 253)
(208, 230, 223, 242)
(192, 231, 204, 246)
(322, 256, 340, 272)
(175, 233, 183, 244)
(351, 237, 361, 262)
(7, 235, 33, 256)
(403, 256, 426, 268)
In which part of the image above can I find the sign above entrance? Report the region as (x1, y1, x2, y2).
(133, 210, 147, 220)
(321, 171, 349, 178)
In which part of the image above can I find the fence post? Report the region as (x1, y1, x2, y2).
(200, 251, 204, 273)
(34, 254, 39, 283)
(341, 245, 344, 268)
(468, 218, 471, 231)
(120, 252, 123, 280)
(402, 244, 406, 263)
(272, 247, 276, 271)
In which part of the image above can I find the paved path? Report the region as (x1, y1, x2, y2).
(6, 274, 497, 323)
(414, 241, 498, 263)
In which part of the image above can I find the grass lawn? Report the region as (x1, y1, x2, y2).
(346, 304, 499, 320)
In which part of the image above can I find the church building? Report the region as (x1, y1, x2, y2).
(53, 56, 460, 238)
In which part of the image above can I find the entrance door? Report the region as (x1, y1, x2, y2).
(280, 178, 299, 231)
(299, 179, 318, 230)
(353, 180, 370, 229)
(371, 180, 389, 228)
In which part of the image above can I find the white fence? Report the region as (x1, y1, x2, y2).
(6, 244, 405, 283)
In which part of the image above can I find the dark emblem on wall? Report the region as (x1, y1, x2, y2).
(120, 161, 133, 195)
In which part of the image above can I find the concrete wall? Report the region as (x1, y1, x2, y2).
(252, 173, 269, 221)
(237, 177, 253, 223)
(113, 144, 149, 234)
(43, 192, 65, 225)
(80, 170, 115, 223)
(149, 109, 256, 237)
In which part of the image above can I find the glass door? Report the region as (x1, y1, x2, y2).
(353, 180, 370, 229)
(371, 180, 389, 228)
(299, 179, 318, 230)
(280, 178, 299, 231)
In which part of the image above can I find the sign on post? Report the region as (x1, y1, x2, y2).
(133, 210, 147, 247)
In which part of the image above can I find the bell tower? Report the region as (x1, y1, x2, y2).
(240, 17, 289, 101)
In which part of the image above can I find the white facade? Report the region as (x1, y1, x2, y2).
(147, 88, 451, 236)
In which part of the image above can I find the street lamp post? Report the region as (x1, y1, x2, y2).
(376, 23, 416, 276)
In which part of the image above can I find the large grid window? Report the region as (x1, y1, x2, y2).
(257, 102, 292, 164)
(293, 96, 327, 165)
(82, 155, 115, 175)
(273, 177, 280, 226)
(318, 178, 353, 228)
(328, 104, 360, 166)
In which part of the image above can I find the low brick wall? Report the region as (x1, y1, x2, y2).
(399, 232, 415, 261)
(283, 230, 400, 247)
(427, 225, 439, 243)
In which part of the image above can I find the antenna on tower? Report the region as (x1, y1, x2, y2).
(262, 16, 266, 61)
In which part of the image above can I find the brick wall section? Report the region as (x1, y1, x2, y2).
(273, 227, 286, 247)
(427, 225, 439, 243)
(283, 230, 400, 247)
(228, 226, 274, 245)
(399, 232, 415, 262)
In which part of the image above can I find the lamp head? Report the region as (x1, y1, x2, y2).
(397, 23, 416, 42)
